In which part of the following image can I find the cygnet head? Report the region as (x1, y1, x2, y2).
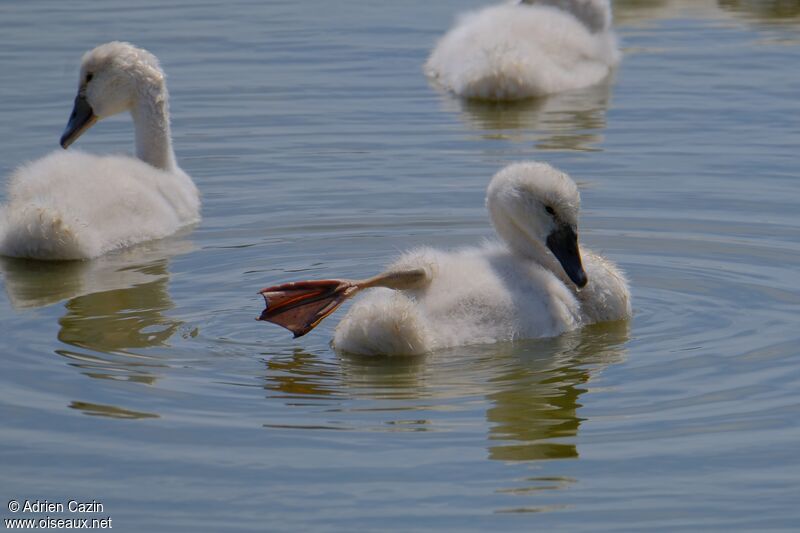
(60, 42, 165, 148)
(487, 161, 587, 288)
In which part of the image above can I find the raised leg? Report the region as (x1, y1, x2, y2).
(257, 268, 430, 338)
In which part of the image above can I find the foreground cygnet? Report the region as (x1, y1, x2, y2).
(425, 0, 621, 100)
(258, 161, 631, 355)
(0, 42, 199, 260)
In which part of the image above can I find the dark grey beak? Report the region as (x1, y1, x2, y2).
(546, 224, 588, 288)
(60, 93, 97, 149)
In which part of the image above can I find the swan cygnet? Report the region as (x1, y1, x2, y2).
(258, 162, 631, 356)
(425, 0, 621, 100)
(0, 42, 199, 260)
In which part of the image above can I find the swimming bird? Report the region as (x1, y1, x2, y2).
(258, 162, 631, 355)
(425, 0, 621, 100)
(0, 42, 200, 260)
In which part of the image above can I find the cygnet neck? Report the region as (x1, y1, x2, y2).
(524, 0, 610, 33)
(130, 85, 176, 171)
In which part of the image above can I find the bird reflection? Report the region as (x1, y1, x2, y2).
(57, 264, 179, 353)
(613, 0, 800, 26)
(442, 78, 614, 151)
(260, 318, 629, 509)
(1, 238, 193, 388)
(265, 349, 343, 399)
(485, 320, 629, 462)
(68, 400, 159, 420)
(612, 0, 694, 26)
(261, 319, 629, 453)
(718, 0, 800, 23)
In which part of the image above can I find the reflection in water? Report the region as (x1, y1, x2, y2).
(444, 79, 614, 151)
(337, 353, 430, 401)
(265, 349, 343, 400)
(1, 258, 88, 310)
(261, 320, 629, 507)
(52, 254, 185, 388)
(614, 0, 800, 26)
(265, 349, 431, 403)
(718, 0, 800, 22)
(68, 401, 159, 420)
(58, 265, 180, 353)
(1, 239, 193, 417)
(612, 0, 705, 26)
(1, 238, 192, 311)
(614, 0, 674, 10)
(485, 321, 629, 462)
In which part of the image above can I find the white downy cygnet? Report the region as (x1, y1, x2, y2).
(258, 161, 631, 356)
(0, 41, 199, 260)
(425, 0, 621, 100)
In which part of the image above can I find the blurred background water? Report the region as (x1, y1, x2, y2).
(1, 0, 799, 531)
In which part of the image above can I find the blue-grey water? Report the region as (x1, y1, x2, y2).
(2, 1, 800, 531)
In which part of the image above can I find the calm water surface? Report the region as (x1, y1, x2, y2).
(2, 1, 799, 531)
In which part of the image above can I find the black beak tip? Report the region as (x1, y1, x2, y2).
(547, 225, 588, 289)
(60, 94, 95, 150)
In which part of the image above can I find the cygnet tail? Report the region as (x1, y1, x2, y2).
(333, 290, 432, 356)
(258, 279, 360, 338)
(0, 205, 92, 260)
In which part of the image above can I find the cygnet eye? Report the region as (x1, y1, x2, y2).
(545, 205, 555, 216)
(85, 73, 94, 83)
